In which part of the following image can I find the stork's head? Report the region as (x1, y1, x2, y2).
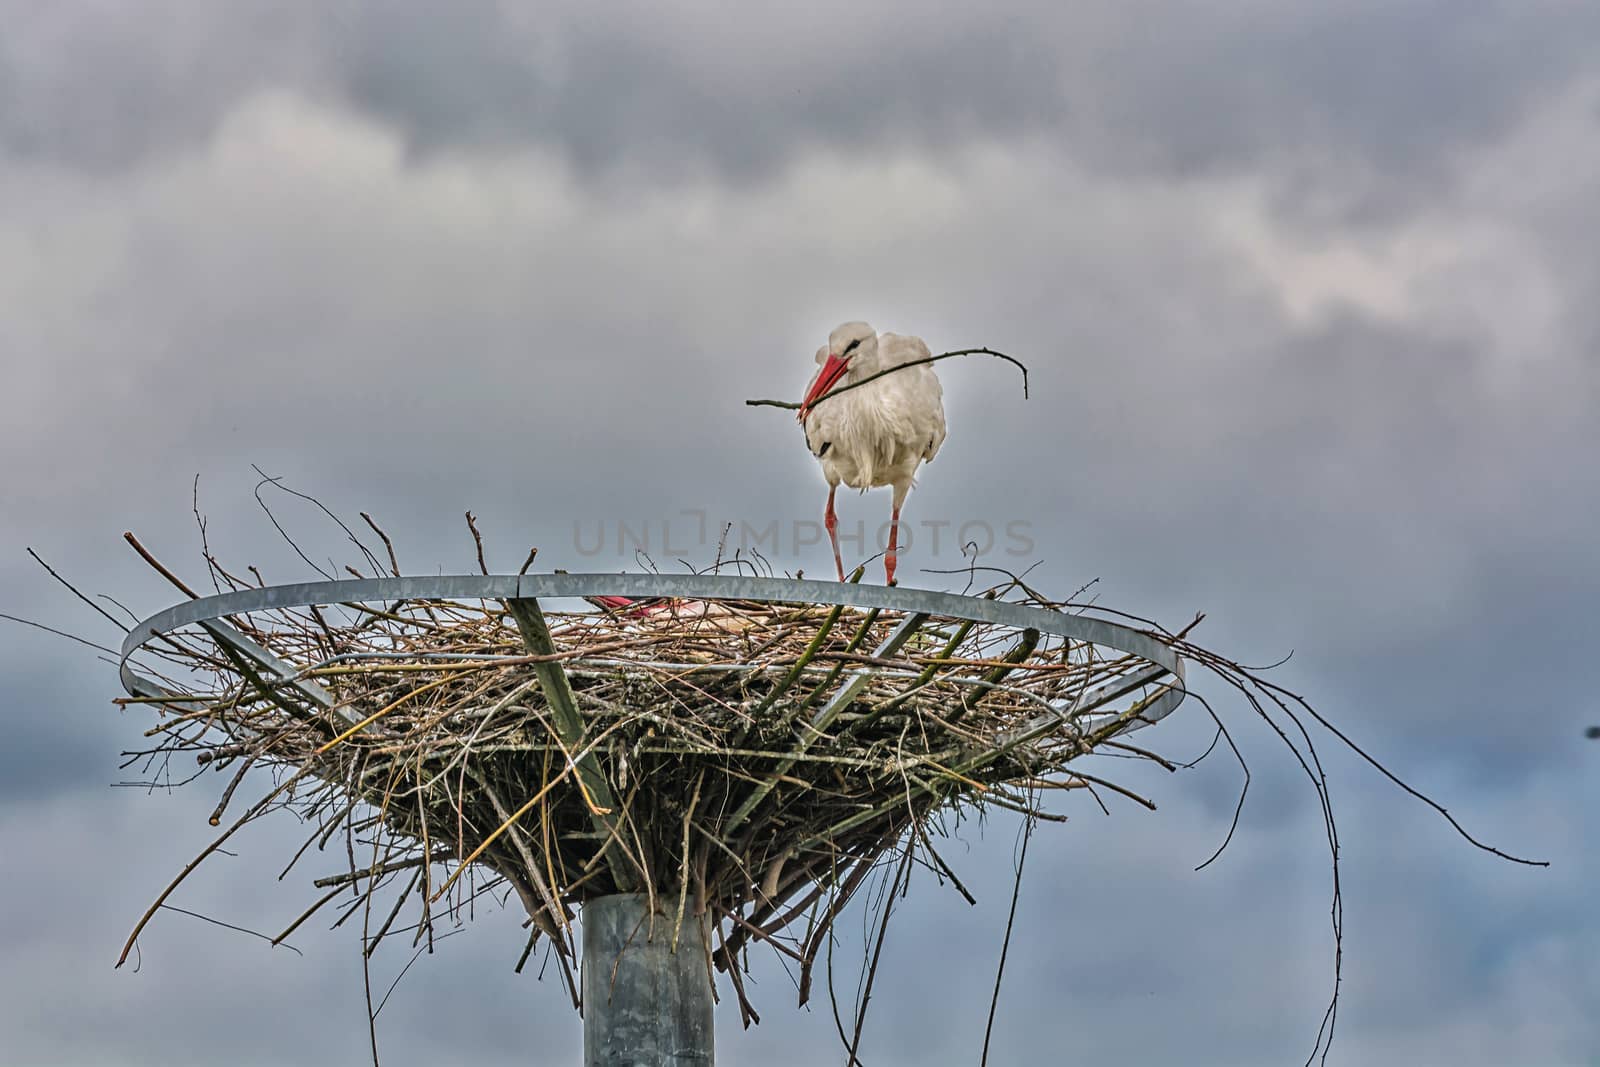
(798, 321, 877, 422)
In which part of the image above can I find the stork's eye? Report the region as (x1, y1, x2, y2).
(843, 337, 863, 356)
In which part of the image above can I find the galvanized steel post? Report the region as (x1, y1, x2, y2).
(583, 894, 715, 1067)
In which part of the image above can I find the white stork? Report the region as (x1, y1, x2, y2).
(799, 321, 946, 585)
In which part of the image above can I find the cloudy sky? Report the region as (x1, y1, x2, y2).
(2, 2, 1596, 1063)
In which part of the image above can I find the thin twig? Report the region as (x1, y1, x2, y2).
(745, 347, 1029, 412)
(123, 531, 201, 599)
(465, 512, 489, 576)
(981, 812, 1033, 1066)
(26, 547, 131, 632)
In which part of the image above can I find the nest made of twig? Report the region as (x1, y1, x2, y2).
(119, 563, 1182, 1021)
(69, 486, 1532, 1065)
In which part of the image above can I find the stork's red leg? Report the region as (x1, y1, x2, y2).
(825, 485, 845, 582)
(885, 502, 901, 586)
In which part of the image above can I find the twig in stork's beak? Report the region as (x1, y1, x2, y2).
(798, 352, 850, 423)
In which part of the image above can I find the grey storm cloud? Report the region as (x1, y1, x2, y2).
(2, 2, 1596, 1064)
(6, 1, 1600, 192)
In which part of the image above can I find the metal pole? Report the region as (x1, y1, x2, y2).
(583, 894, 714, 1066)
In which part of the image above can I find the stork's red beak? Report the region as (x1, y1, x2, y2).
(798, 353, 850, 422)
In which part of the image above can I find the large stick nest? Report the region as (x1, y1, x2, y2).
(71, 490, 1533, 1063)
(119, 549, 1186, 1024)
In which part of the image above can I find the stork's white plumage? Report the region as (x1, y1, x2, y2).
(799, 321, 947, 585)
